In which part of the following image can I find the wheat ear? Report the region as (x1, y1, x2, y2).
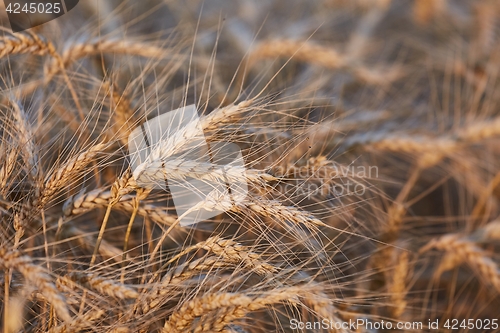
(133, 159, 275, 189)
(102, 80, 136, 146)
(247, 39, 401, 85)
(420, 234, 500, 293)
(59, 273, 138, 299)
(142, 256, 240, 313)
(11, 100, 38, 179)
(0, 30, 56, 58)
(388, 251, 409, 318)
(162, 286, 336, 332)
(134, 101, 256, 164)
(47, 309, 104, 333)
(41, 143, 109, 207)
(0, 249, 72, 323)
(62, 187, 176, 226)
(167, 235, 278, 276)
(0, 145, 18, 197)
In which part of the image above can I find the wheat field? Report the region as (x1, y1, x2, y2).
(1, 0, 500, 332)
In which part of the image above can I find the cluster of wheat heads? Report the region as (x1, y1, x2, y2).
(1, 0, 500, 332)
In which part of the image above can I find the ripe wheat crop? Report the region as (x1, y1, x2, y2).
(1, 0, 500, 332)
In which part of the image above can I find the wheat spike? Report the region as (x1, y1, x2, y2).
(11, 100, 38, 179)
(162, 286, 335, 332)
(41, 143, 109, 206)
(48, 309, 104, 333)
(248, 39, 401, 85)
(0, 31, 57, 58)
(420, 234, 500, 293)
(59, 273, 138, 299)
(168, 235, 278, 276)
(142, 256, 234, 313)
(133, 158, 274, 189)
(0, 249, 72, 323)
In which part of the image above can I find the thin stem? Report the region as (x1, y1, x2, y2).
(148, 219, 180, 267)
(121, 197, 140, 283)
(90, 201, 115, 266)
(3, 271, 9, 333)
